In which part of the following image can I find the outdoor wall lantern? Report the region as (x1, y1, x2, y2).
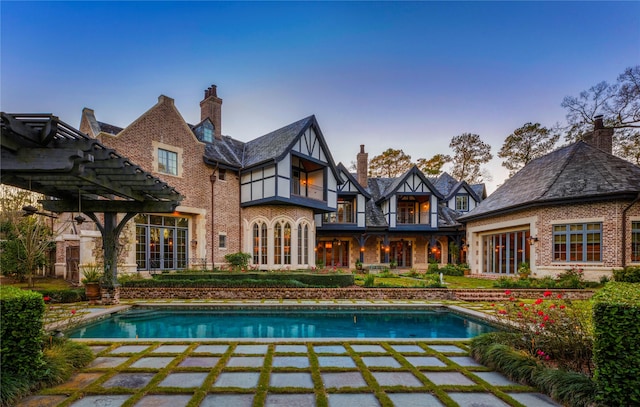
(527, 236, 539, 245)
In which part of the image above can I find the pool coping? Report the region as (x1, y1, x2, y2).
(66, 302, 502, 343)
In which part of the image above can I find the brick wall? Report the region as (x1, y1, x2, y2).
(119, 287, 594, 301)
(466, 200, 640, 279)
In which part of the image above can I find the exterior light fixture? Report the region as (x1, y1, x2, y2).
(527, 236, 539, 245)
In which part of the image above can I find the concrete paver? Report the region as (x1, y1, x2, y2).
(200, 394, 254, 407)
(152, 344, 189, 353)
(423, 371, 477, 386)
(178, 356, 220, 368)
(351, 344, 386, 353)
(372, 371, 423, 387)
(327, 393, 381, 407)
(387, 393, 445, 407)
(265, 393, 315, 407)
(404, 356, 446, 367)
(272, 355, 310, 368)
(213, 371, 261, 388)
(129, 356, 174, 369)
(133, 394, 192, 407)
(391, 344, 425, 353)
(227, 356, 265, 367)
(361, 356, 401, 368)
(68, 395, 131, 407)
(318, 355, 356, 368)
(428, 345, 466, 353)
(508, 392, 562, 406)
(157, 372, 208, 388)
(448, 392, 511, 407)
(269, 372, 314, 388)
(193, 344, 229, 354)
(101, 372, 155, 389)
(321, 371, 368, 388)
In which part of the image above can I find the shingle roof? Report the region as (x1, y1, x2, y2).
(203, 136, 245, 168)
(243, 116, 314, 167)
(460, 141, 640, 220)
(97, 121, 123, 135)
(433, 172, 458, 196)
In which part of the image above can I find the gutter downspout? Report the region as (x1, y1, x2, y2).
(622, 193, 640, 267)
(210, 165, 218, 270)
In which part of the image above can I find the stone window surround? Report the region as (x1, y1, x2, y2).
(152, 141, 183, 178)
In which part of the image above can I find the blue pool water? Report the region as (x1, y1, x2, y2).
(68, 307, 496, 339)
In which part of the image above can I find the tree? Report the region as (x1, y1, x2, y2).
(368, 148, 413, 178)
(561, 65, 640, 164)
(0, 187, 54, 287)
(498, 122, 559, 176)
(449, 133, 493, 184)
(416, 154, 452, 176)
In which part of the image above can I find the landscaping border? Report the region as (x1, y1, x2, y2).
(119, 287, 594, 301)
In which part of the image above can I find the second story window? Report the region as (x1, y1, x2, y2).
(455, 195, 469, 211)
(397, 196, 430, 225)
(158, 148, 178, 175)
(324, 198, 355, 223)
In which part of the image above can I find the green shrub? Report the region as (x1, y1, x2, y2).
(363, 274, 376, 287)
(470, 333, 597, 407)
(438, 264, 464, 276)
(151, 272, 354, 287)
(378, 269, 395, 278)
(426, 262, 439, 274)
(0, 286, 46, 382)
(224, 252, 251, 271)
(41, 337, 93, 385)
(35, 289, 86, 303)
(490, 290, 593, 374)
(612, 266, 640, 283)
(593, 282, 640, 406)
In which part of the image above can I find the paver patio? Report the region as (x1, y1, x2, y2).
(14, 300, 564, 406)
(17, 338, 562, 407)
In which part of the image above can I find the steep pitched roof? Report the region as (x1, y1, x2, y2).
(460, 141, 640, 221)
(443, 180, 482, 203)
(203, 135, 245, 169)
(375, 166, 443, 203)
(242, 116, 314, 167)
(336, 163, 371, 198)
(433, 172, 458, 196)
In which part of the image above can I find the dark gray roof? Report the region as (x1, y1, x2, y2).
(365, 199, 388, 228)
(433, 172, 458, 196)
(438, 204, 463, 228)
(460, 141, 640, 220)
(243, 116, 314, 167)
(97, 121, 123, 135)
(203, 135, 245, 168)
(337, 163, 371, 198)
(471, 184, 487, 199)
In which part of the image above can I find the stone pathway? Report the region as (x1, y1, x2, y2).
(17, 340, 560, 407)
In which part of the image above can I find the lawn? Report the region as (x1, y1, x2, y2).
(1, 276, 74, 291)
(354, 273, 496, 289)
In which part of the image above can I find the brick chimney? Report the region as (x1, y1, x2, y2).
(357, 144, 368, 187)
(582, 115, 613, 154)
(200, 85, 223, 140)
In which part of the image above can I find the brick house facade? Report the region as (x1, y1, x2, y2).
(460, 119, 640, 281)
(53, 85, 485, 278)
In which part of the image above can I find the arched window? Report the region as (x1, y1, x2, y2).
(284, 223, 291, 265)
(252, 222, 269, 266)
(261, 223, 267, 264)
(297, 223, 310, 265)
(274, 223, 282, 264)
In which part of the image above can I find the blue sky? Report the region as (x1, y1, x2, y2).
(2, 1, 639, 192)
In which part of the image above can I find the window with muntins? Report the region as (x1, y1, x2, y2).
(553, 223, 602, 262)
(455, 195, 469, 211)
(219, 234, 227, 249)
(482, 230, 530, 274)
(135, 214, 188, 271)
(158, 148, 178, 175)
(397, 196, 430, 225)
(632, 221, 640, 262)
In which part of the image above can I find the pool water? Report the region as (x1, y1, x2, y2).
(68, 307, 496, 339)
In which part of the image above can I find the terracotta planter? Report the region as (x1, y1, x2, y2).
(85, 282, 101, 301)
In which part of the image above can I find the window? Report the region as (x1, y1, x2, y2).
(195, 120, 214, 143)
(218, 233, 227, 249)
(482, 230, 530, 274)
(553, 223, 602, 262)
(396, 196, 430, 225)
(218, 169, 226, 181)
(252, 223, 268, 265)
(455, 195, 469, 211)
(135, 214, 188, 271)
(632, 221, 640, 262)
(273, 221, 292, 265)
(323, 198, 355, 223)
(158, 148, 178, 175)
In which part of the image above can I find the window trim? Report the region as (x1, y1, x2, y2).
(553, 222, 602, 263)
(631, 220, 640, 263)
(218, 233, 227, 250)
(152, 141, 183, 177)
(455, 195, 469, 212)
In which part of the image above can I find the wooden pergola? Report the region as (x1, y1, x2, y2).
(1, 113, 183, 286)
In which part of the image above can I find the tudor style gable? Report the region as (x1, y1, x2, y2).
(377, 166, 443, 230)
(238, 116, 342, 213)
(316, 163, 370, 229)
(444, 181, 482, 213)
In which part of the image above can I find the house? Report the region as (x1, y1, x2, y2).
(315, 145, 486, 269)
(34, 84, 487, 280)
(459, 117, 640, 281)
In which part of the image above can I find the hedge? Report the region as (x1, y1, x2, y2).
(0, 286, 46, 382)
(34, 288, 86, 303)
(149, 272, 355, 287)
(593, 282, 640, 406)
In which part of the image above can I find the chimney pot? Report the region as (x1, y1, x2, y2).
(594, 115, 604, 130)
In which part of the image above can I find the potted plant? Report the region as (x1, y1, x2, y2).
(355, 259, 363, 271)
(81, 263, 102, 302)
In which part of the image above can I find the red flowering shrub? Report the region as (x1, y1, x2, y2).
(492, 290, 593, 375)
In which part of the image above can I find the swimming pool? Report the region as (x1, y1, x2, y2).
(67, 305, 497, 339)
